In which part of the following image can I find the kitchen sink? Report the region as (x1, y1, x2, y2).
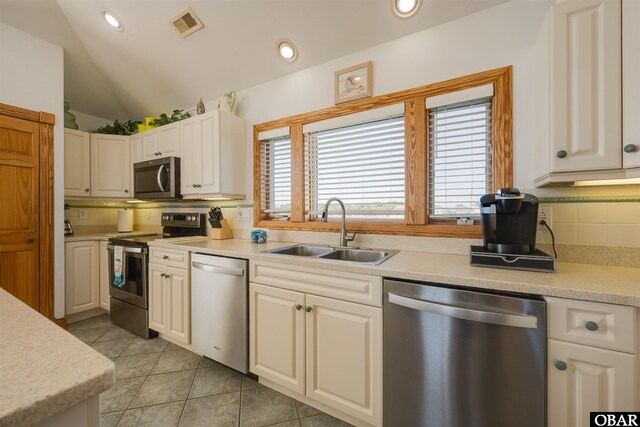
(265, 244, 398, 265)
(268, 245, 334, 257)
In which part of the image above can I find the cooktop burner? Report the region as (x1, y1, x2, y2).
(108, 212, 207, 248)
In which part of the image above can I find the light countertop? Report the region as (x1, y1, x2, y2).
(0, 289, 114, 426)
(64, 231, 158, 242)
(150, 238, 640, 307)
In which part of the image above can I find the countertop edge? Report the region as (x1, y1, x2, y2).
(1, 365, 115, 427)
(148, 239, 640, 307)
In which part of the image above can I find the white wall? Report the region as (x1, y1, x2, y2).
(68, 109, 113, 132)
(0, 23, 65, 318)
(235, 0, 551, 205)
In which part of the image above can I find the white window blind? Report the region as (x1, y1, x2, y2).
(304, 115, 405, 219)
(428, 97, 493, 219)
(259, 136, 291, 217)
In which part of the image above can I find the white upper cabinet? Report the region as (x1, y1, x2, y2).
(534, 0, 639, 185)
(64, 129, 91, 197)
(623, 0, 640, 171)
(141, 122, 181, 161)
(180, 110, 246, 199)
(90, 134, 131, 198)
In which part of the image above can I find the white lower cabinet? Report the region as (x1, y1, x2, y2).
(546, 297, 638, 427)
(99, 241, 110, 311)
(149, 261, 191, 345)
(65, 241, 100, 315)
(250, 276, 382, 427)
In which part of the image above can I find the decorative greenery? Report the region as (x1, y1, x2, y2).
(91, 119, 142, 135)
(148, 110, 191, 127)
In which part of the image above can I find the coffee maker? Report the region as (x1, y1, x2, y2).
(480, 188, 538, 254)
(471, 188, 555, 272)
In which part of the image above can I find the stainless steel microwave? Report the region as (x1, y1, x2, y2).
(133, 157, 181, 200)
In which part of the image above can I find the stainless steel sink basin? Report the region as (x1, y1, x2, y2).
(319, 248, 395, 264)
(268, 245, 334, 257)
(265, 245, 398, 265)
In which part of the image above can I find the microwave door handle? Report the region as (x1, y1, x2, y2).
(157, 164, 166, 192)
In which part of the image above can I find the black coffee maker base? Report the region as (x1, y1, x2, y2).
(470, 245, 556, 273)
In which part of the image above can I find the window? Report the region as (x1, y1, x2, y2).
(254, 66, 512, 238)
(304, 115, 405, 219)
(428, 97, 493, 219)
(259, 136, 291, 218)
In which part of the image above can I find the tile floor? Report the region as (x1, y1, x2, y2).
(69, 314, 351, 427)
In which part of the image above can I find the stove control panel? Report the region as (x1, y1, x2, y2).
(161, 213, 205, 228)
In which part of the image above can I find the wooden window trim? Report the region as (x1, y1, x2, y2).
(253, 66, 512, 238)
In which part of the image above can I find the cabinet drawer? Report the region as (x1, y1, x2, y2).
(250, 261, 382, 306)
(547, 297, 636, 353)
(149, 247, 190, 269)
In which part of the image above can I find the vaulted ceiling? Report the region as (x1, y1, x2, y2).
(0, 0, 508, 121)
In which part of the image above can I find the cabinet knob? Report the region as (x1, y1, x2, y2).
(196, 184, 202, 188)
(295, 304, 302, 311)
(124, 189, 129, 193)
(553, 360, 567, 371)
(192, 184, 196, 188)
(556, 150, 568, 159)
(305, 306, 312, 312)
(584, 321, 599, 331)
(85, 188, 90, 192)
(157, 152, 162, 156)
(163, 255, 169, 260)
(624, 144, 638, 153)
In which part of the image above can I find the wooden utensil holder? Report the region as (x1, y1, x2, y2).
(211, 219, 233, 240)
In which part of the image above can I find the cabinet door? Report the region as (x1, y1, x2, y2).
(305, 294, 382, 426)
(64, 129, 91, 197)
(141, 130, 158, 161)
(130, 134, 142, 197)
(148, 263, 167, 334)
(155, 123, 181, 158)
(165, 267, 190, 345)
(623, 0, 640, 169)
(180, 117, 201, 195)
(548, 340, 636, 427)
(90, 134, 131, 198)
(249, 283, 305, 395)
(99, 241, 110, 311)
(550, 0, 621, 172)
(199, 113, 221, 194)
(65, 241, 99, 315)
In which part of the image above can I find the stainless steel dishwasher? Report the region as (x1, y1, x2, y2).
(191, 253, 248, 373)
(384, 279, 545, 427)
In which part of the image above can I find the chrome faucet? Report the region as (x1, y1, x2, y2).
(321, 197, 356, 247)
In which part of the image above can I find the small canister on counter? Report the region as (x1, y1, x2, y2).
(250, 229, 267, 244)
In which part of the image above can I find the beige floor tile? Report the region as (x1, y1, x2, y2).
(121, 337, 168, 356)
(179, 392, 240, 427)
(100, 377, 145, 413)
(189, 363, 242, 399)
(240, 386, 298, 427)
(118, 401, 185, 427)
(151, 348, 201, 374)
(91, 338, 133, 359)
(100, 411, 123, 427)
(128, 370, 196, 409)
(114, 352, 162, 379)
(96, 326, 137, 343)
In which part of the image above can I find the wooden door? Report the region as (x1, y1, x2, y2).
(0, 114, 40, 310)
(305, 294, 382, 426)
(148, 263, 166, 334)
(165, 267, 190, 344)
(64, 129, 91, 197)
(550, 0, 621, 172)
(548, 339, 636, 427)
(249, 283, 305, 395)
(90, 134, 131, 198)
(65, 241, 100, 315)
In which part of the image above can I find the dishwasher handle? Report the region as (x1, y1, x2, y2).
(192, 261, 245, 277)
(387, 293, 538, 329)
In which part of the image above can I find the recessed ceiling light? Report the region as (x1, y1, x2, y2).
(392, 0, 420, 18)
(102, 9, 124, 31)
(276, 39, 298, 62)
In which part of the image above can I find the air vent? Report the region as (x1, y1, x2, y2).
(170, 7, 204, 38)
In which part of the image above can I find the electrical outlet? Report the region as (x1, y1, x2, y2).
(78, 209, 88, 220)
(537, 207, 552, 230)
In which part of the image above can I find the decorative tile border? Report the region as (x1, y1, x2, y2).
(539, 196, 640, 204)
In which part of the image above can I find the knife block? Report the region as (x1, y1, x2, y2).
(211, 219, 233, 240)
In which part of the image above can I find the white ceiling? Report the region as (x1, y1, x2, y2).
(0, 0, 508, 121)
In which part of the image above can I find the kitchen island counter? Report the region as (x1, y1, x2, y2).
(0, 289, 114, 426)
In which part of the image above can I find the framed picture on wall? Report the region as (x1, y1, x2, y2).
(334, 61, 372, 104)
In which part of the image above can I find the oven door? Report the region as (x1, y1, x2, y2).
(107, 245, 148, 309)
